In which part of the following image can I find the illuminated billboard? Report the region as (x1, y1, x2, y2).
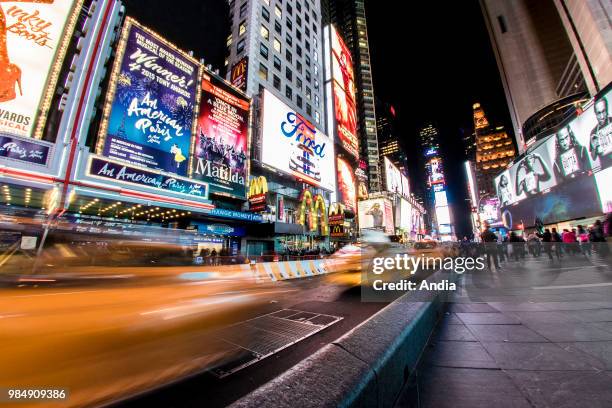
(494, 87, 612, 227)
(261, 89, 335, 191)
(399, 198, 411, 229)
(230, 56, 248, 92)
(595, 167, 612, 213)
(427, 157, 445, 185)
(436, 206, 451, 225)
(479, 197, 500, 223)
(192, 70, 249, 198)
(383, 157, 410, 199)
(358, 198, 394, 235)
(337, 157, 356, 212)
(434, 190, 448, 207)
(331, 26, 359, 159)
(0, 0, 83, 141)
(97, 18, 200, 177)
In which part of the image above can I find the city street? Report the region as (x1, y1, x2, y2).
(0, 0, 610, 406)
(398, 249, 612, 408)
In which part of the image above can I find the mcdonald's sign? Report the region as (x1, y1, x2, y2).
(330, 224, 345, 237)
(328, 202, 345, 226)
(230, 57, 248, 92)
(248, 176, 268, 212)
(297, 189, 329, 236)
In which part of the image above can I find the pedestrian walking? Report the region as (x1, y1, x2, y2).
(552, 228, 563, 259)
(541, 228, 553, 260)
(577, 225, 591, 256)
(480, 223, 500, 270)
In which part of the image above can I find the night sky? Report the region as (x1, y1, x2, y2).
(121, 0, 513, 238)
(366, 0, 513, 238)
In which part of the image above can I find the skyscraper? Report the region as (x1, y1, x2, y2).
(225, 0, 333, 253)
(473, 103, 516, 196)
(479, 0, 608, 151)
(377, 101, 408, 174)
(323, 0, 380, 192)
(419, 124, 453, 240)
(226, 0, 325, 127)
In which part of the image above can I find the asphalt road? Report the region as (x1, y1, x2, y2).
(113, 274, 395, 408)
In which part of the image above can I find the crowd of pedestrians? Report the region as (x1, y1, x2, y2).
(464, 215, 612, 270)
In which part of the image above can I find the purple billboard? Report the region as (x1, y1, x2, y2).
(97, 18, 200, 177)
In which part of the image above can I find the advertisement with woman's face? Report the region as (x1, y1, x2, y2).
(511, 140, 557, 201)
(569, 90, 612, 171)
(495, 170, 514, 207)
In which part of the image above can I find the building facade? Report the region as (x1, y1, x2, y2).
(225, 0, 335, 254)
(473, 103, 516, 197)
(480, 0, 611, 152)
(323, 0, 380, 192)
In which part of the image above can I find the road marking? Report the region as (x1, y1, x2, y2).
(9, 290, 100, 299)
(532, 282, 612, 290)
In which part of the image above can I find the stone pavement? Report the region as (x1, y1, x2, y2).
(396, 250, 612, 408)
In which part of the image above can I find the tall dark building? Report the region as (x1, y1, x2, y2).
(419, 124, 454, 239)
(323, 0, 380, 192)
(376, 100, 408, 174)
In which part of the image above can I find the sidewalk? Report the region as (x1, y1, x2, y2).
(397, 251, 612, 408)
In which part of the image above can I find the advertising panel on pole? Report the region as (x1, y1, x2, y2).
(261, 89, 335, 191)
(358, 198, 394, 235)
(96, 18, 200, 177)
(337, 157, 356, 212)
(192, 70, 249, 198)
(330, 26, 359, 159)
(0, 0, 83, 142)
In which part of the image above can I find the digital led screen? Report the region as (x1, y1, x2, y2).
(261, 89, 335, 191)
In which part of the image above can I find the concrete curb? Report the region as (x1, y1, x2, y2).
(230, 269, 455, 408)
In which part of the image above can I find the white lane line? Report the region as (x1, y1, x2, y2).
(538, 265, 604, 271)
(532, 282, 612, 290)
(8, 290, 100, 299)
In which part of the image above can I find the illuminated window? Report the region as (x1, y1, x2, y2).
(260, 25, 269, 40)
(274, 38, 281, 52)
(259, 63, 268, 81)
(239, 20, 247, 36)
(275, 5, 282, 18)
